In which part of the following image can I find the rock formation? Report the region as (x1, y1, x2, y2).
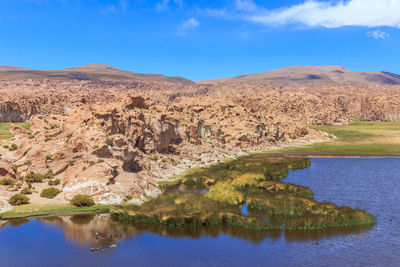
(0, 78, 399, 207)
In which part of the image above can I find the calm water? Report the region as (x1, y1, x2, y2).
(1, 158, 399, 267)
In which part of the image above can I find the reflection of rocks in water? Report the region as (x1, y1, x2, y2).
(37, 214, 139, 248)
(35, 214, 374, 247)
(0, 220, 10, 231)
(124, 221, 281, 244)
(0, 219, 30, 230)
(9, 219, 30, 227)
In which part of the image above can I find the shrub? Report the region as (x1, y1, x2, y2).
(40, 187, 61, 199)
(9, 144, 18, 151)
(105, 137, 114, 147)
(9, 194, 30, 206)
(21, 188, 32, 195)
(48, 178, 60, 186)
(70, 194, 95, 207)
(149, 155, 159, 161)
(24, 171, 53, 183)
(0, 178, 15, 186)
(45, 154, 54, 162)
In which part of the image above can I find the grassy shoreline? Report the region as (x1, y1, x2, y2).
(256, 121, 400, 156)
(0, 204, 109, 220)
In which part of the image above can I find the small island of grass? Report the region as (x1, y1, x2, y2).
(111, 156, 375, 231)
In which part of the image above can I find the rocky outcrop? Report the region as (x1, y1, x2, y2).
(1, 79, 400, 204)
(0, 160, 17, 179)
(9, 125, 29, 135)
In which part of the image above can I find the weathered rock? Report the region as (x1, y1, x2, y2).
(92, 145, 113, 158)
(2, 78, 400, 205)
(0, 160, 17, 179)
(9, 125, 29, 135)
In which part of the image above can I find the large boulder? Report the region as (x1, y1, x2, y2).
(151, 119, 180, 152)
(9, 125, 29, 135)
(0, 196, 12, 213)
(0, 160, 17, 179)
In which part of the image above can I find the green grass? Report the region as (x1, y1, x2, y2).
(0, 122, 30, 141)
(264, 121, 400, 156)
(112, 156, 375, 231)
(0, 204, 109, 219)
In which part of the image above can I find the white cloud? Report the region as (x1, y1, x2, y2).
(251, 0, 400, 28)
(181, 18, 199, 29)
(204, 8, 227, 17)
(178, 18, 199, 34)
(235, 0, 257, 12)
(367, 29, 390, 39)
(156, 0, 183, 12)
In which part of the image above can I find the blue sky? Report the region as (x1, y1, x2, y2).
(0, 0, 399, 80)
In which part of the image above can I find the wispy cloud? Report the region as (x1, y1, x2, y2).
(101, 0, 129, 14)
(251, 0, 400, 28)
(367, 29, 390, 39)
(156, 0, 183, 12)
(177, 17, 199, 35)
(235, 0, 257, 12)
(102, 5, 117, 14)
(204, 8, 227, 17)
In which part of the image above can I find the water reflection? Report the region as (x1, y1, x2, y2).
(0, 213, 374, 248)
(164, 183, 209, 194)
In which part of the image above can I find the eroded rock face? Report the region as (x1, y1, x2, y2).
(0, 160, 17, 179)
(0, 196, 12, 213)
(1, 79, 400, 204)
(9, 125, 29, 135)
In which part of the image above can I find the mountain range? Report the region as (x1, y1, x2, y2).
(1, 64, 400, 86)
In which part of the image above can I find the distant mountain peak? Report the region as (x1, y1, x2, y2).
(64, 64, 128, 73)
(0, 64, 193, 84)
(200, 65, 400, 86)
(0, 65, 32, 71)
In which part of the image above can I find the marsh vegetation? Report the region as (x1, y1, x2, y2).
(111, 156, 375, 231)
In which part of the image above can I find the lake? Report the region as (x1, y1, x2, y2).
(0, 157, 399, 267)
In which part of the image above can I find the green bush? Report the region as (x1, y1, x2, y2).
(25, 171, 54, 183)
(9, 194, 30, 206)
(21, 188, 32, 195)
(45, 154, 54, 162)
(105, 137, 114, 146)
(40, 187, 61, 199)
(70, 194, 95, 207)
(48, 178, 60, 186)
(9, 144, 18, 151)
(0, 178, 15, 186)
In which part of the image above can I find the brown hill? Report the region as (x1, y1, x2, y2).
(200, 65, 400, 85)
(0, 64, 193, 85)
(0, 65, 31, 71)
